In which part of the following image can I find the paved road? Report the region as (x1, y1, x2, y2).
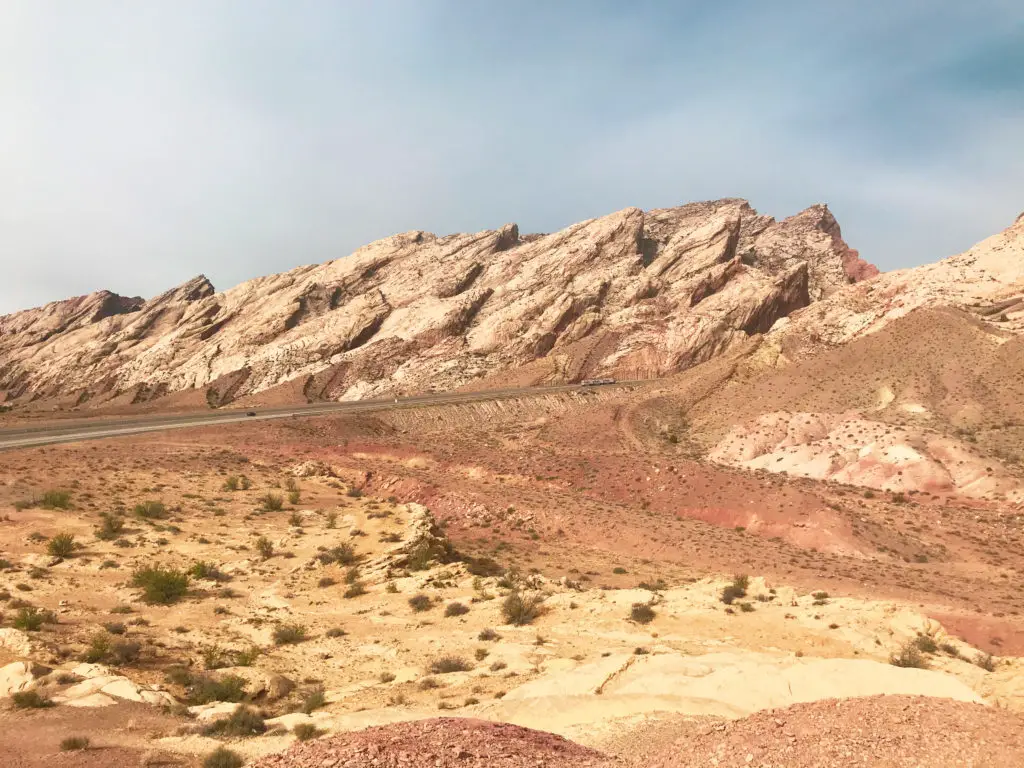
(0, 382, 638, 451)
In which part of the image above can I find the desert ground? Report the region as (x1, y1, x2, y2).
(2, 352, 1023, 766)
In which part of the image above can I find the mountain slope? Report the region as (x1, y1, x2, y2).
(0, 199, 870, 409)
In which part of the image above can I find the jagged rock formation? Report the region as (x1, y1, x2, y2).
(1, 199, 874, 408)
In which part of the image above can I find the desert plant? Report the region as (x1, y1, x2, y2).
(256, 536, 274, 560)
(343, 581, 367, 598)
(40, 489, 72, 509)
(501, 591, 543, 626)
(272, 623, 308, 645)
(204, 747, 244, 768)
(46, 532, 76, 558)
(288, 511, 303, 527)
(478, 628, 500, 641)
(95, 513, 126, 540)
(429, 655, 472, 674)
(13, 606, 45, 631)
(288, 490, 301, 505)
(223, 476, 240, 492)
(300, 686, 326, 714)
(630, 602, 656, 624)
(189, 561, 227, 581)
(132, 565, 189, 604)
(261, 493, 283, 512)
(293, 723, 322, 742)
(317, 543, 356, 565)
(325, 511, 338, 529)
(445, 602, 470, 617)
(913, 634, 938, 654)
(133, 500, 168, 519)
(408, 594, 432, 612)
(187, 675, 248, 705)
(325, 627, 346, 638)
(345, 487, 362, 498)
(59, 736, 90, 751)
(890, 640, 928, 669)
(12, 690, 53, 709)
(203, 706, 266, 737)
(975, 652, 996, 672)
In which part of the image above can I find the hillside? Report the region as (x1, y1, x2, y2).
(0, 199, 872, 411)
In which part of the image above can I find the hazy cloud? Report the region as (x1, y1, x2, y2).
(1, 1, 1022, 312)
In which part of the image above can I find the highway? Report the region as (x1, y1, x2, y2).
(0, 381, 637, 451)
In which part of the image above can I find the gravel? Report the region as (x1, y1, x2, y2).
(251, 717, 621, 767)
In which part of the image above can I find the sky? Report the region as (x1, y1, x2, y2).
(1, 1, 1022, 313)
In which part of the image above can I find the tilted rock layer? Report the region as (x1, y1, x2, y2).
(0, 199, 872, 407)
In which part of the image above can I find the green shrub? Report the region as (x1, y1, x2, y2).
(272, 624, 308, 645)
(203, 706, 265, 737)
(261, 494, 283, 512)
(95, 513, 125, 540)
(40, 490, 71, 509)
(222, 476, 240, 492)
(13, 606, 46, 631)
(131, 565, 189, 604)
(45, 532, 76, 558)
(445, 602, 470, 618)
(630, 603, 656, 624)
(408, 594, 432, 612)
(501, 591, 543, 626)
(204, 747, 244, 768)
(12, 690, 53, 709)
(187, 675, 248, 705)
(189, 561, 227, 581)
(288, 490, 301, 506)
(59, 736, 90, 751)
(293, 723, 322, 742)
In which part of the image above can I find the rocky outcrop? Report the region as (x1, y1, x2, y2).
(0, 199, 874, 407)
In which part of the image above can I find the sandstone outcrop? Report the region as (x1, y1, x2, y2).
(0, 199, 871, 408)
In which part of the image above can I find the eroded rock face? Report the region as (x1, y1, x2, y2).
(0, 199, 871, 407)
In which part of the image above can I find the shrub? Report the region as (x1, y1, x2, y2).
(288, 512, 303, 527)
(233, 647, 260, 667)
(256, 536, 274, 560)
(739, 602, 755, 613)
(343, 582, 366, 598)
(325, 512, 338, 529)
(203, 706, 266, 737)
(445, 602, 470, 617)
(429, 656, 472, 674)
(40, 490, 72, 509)
(345, 487, 362, 498)
(187, 675, 248, 705)
(501, 591, 543, 626)
(288, 490, 301, 506)
(474, 647, 489, 661)
(463, 556, 504, 577)
(13, 606, 45, 631)
(612, 567, 628, 574)
(273, 624, 308, 645)
(82, 632, 140, 665)
(261, 494, 283, 512)
(132, 565, 189, 604)
(223, 476, 240, 492)
(478, 628, 500, 641)
(720, 585, 744, 605)
(317, 543, 357, 566)
(133, 500, 168, 519)
(408, 594, 432, 613)
(630, 603, 656, 624)
(189, 561, 227, 581)
(890, 641, 928, 669)
(913, 634, 938, 654)
(325, 627, 346, 638)
(318, 576, 336, 588)
(95, 513, 125, 541)
(46, 532, 77, 558)
(102, 621, 127, 635)
(300, 686, 326, 714)
(59, 736, 90, 751)
(293, 723, 322, 742)
(204, 747, 244, 768)
(975, 652, 996, 672)
(12, 690, 53, 709)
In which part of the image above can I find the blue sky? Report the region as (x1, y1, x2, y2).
(1, 1, 1022, 313)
